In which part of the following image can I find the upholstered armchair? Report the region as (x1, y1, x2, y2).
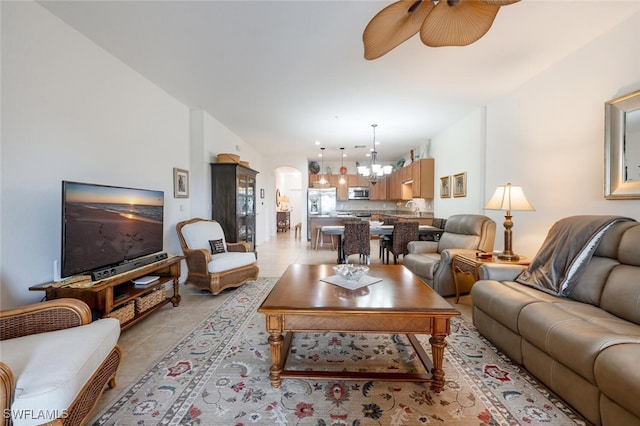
(403, 214, 496, 297)
(0, 298, 121, 426)
(176, 218, 259, 295)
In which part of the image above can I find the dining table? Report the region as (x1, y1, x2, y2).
(321, 224, 444, 264)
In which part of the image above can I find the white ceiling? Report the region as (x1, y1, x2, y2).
(40, 0, 640, 163)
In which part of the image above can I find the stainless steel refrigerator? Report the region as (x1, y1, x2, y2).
(307, 187, 337, 239)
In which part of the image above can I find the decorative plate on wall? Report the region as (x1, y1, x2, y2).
(309, 161, 320, 175)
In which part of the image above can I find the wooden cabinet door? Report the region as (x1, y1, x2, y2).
(413, 158, 434, 199)
(337, 180, 348, 200)
(370, 175, 388, 200)
(347, 174, 369, 187)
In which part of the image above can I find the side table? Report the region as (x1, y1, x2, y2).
(277, 210, 290, 232)
(451, 253, 530, 303)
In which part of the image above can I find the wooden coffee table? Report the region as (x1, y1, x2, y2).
(257, 264, 460, 392)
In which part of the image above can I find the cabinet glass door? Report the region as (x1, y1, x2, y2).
(246, 175, 255, 248)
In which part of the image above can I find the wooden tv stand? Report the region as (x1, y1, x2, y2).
(29, 254, 183, 331)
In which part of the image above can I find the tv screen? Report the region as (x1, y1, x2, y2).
(61, 181, 164, 278)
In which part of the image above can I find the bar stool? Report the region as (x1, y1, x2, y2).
(315, 226, 336, 250)
(294, 222, 302, 239)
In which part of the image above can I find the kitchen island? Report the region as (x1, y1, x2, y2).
(309, 216, 353, 248)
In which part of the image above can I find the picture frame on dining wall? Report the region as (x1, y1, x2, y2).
(453, 172, 467, 197)
(440, 176, 451, 198)
(173, 168, 189, 198)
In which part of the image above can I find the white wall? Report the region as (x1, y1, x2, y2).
(484, 11, 640, 257)
(0, 3, 257, 308)
(431, 108, 487, 218)
(428, 11, 640, 258)
(195, 111, 268, 243)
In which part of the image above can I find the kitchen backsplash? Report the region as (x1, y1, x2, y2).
(336, 198, 433, 214)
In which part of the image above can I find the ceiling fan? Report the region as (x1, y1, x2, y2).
(363, 0, 520, 60)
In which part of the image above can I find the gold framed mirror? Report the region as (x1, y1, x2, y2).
(605, 89, 640, 199)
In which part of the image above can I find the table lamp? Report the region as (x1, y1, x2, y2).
(484, 183, 534, 261)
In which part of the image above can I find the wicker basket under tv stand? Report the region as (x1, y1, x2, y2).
(29, 254, 183, 331)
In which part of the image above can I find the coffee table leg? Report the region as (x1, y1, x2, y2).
(429, 334, 447, 393)
(267, 331, 284, 388)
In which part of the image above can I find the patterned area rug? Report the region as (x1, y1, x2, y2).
(92, 277, 588, 425)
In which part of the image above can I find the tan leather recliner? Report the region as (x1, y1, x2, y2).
(403, 214, 496, 296)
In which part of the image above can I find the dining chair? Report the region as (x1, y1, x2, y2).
(387, 221, 419, 264)
(379, 217, 399, 260)
(422, 218, 447, 242)
(342, 220, 371, 264)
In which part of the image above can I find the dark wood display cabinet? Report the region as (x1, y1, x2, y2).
(211, 163, 259, 251)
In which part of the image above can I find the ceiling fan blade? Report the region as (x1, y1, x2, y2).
(479, 0, 520, 5)
(420, 0, 500, 47)
(363, 0, 435, 60)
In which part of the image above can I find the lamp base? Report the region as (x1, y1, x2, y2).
(497, 252, 520, 262)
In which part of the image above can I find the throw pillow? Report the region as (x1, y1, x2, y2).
(209, 239, 226, 254)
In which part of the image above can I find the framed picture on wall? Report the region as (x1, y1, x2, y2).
(453, 172, 467, 197)
(173, 168, 189, 198)
(440, 176, 451, 198)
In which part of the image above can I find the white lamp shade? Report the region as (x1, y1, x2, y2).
(485, 183, 534, 211)
(358, 166, 371, 177)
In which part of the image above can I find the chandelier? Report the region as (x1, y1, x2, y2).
(357, 124, 393, 185)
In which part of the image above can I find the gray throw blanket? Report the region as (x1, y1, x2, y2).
(516, 215, 635, 296)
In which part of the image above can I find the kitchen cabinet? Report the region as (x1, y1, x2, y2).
(388, 172, 402, 200)
(386, 159, 434, 200)
(348, 174, 370, 187)
(326, 175, 347, 200)
(411, 158, 435, 199)
(369, 175, 388, 200)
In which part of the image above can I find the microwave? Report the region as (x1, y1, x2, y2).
(348, 187, 370, 200)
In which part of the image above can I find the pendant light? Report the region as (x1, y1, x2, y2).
(339, 147, 346, 185)
(318, 147, 327, 185)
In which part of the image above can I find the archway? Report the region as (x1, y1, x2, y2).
(274, 166, 303, 237)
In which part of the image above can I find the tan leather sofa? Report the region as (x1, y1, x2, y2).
(403, 214, 496, 296)
(471, 219, 640, 426)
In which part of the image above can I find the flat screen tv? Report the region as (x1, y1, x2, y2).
(61, 181, 164, 278)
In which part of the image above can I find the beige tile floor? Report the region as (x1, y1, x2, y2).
(92, 230, 473, 416)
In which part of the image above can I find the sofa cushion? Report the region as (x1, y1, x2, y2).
(471, 280, 556, 333)
(594, 343, 640, 420)
(402, 252, 440, 280)
(600, 264, 640, 325)
(208, 251, 256, 273)
(618, 224, 640, 266)
(181, 220, 226, 250)
(0, 318, 120, 426)
(594, 220, 637, 258)
(568, 256, 620, 306)
(518, 302, 640, 384)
